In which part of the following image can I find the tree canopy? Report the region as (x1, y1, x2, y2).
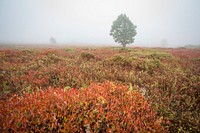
(50, 37, 57, 44)
(110, 14, 137, 47)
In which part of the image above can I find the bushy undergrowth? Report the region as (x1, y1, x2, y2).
(0, 82, 166, 132)
(0, 47, 199, 132)
(80, 52, 95, 61)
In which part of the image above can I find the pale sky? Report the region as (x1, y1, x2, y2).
(0, 0, 200, 47)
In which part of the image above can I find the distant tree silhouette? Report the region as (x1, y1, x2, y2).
(110, 14, 137, 48)
(161, 39, 168, 47)
(50, 37, 57, 44)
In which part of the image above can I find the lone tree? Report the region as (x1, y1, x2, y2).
(110, 14, 137, 48)
(50, 37, 57, 44)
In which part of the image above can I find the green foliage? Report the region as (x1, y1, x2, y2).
(131, 49, 173, 59)
(22, 49, 34, 54)
(64, 48, 74, 52)
(110, 14, 137, 47)
(136, 59, 161, 74)
(2, 81, 10, 94)
(119, 47, 132, 53)
(128, 83, 133, 92)
(103, 55, 135, 68)
(80, 52, 95, 61)
(192, 58, 200, 61)
(148, 52, 172, 59)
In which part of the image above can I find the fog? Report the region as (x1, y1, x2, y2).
(0, 0, 200, 47)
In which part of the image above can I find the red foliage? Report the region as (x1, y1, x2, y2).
(0, 82, 167, 132)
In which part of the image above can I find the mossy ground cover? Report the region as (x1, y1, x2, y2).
(0, 47, 199, 132)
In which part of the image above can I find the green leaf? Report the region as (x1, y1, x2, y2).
(129, 83, 133, 92)
(64, 86, 71, 92)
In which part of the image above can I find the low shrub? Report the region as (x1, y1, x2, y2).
(103, 55, 134, 67)
(119, 47, 132, 53)
(0, 82, 167, 132)
(64, 48, 74, 52)
(136, 59, 161, 74)
(80, 52, 95, 61)
(149, 52, 172, 59)
(0, 48, 199, 132)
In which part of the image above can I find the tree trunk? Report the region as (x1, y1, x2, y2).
(122, 44, 126, 48)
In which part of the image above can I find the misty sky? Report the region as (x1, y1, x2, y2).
(0, 0, 200, 47)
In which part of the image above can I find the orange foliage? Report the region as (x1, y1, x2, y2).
(0, 82, 167, 132)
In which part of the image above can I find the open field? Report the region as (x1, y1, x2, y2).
(0, 46, 199, 132)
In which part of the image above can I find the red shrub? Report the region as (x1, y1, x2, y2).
(0, 82, 167, 132)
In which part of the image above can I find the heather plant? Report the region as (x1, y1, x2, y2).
(64, 48, 74, 52)
(136, 59, 161, 74)
(80, 52, 95, 61)
(104, 55, 134, 67)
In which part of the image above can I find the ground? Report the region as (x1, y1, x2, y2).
(0, 45, 199, 132)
